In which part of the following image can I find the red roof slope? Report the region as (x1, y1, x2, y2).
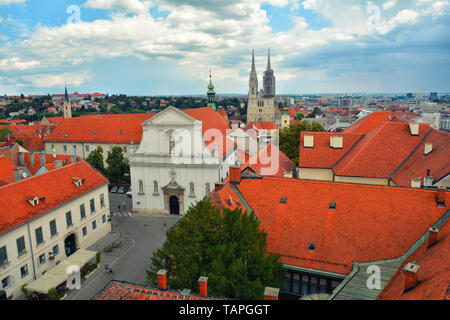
(345, 112, 401, 134)
(0, 156, 16, 183)
(245, 143, 295, 178)
(334, 122, 432, 178)
(391, 129, 450, 186)
(378, 219, 450, 300)
(0, 161, 108, 235)
(299, 132, 364, 169)
(214, 177, 449, 275)
(246, 121, 279, 131)
(24, 153, 72, 175)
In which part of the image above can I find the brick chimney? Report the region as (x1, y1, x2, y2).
(424, 143, 433, 155)
(411, 177, 421, 189)
(157, 270, 167, 290)
(229, 165, 242, 184)
(403, 263, 420, 292)
(424, 175, 434, 187)
(18, 152, 25, 166)
(198, 276, 208, 297)
(428, 227, 439, 248)
(14, 166, 25, 182)
(264, 287, 280, 300)
(30, 152, 36, 168)
(437, 186, 446, 206)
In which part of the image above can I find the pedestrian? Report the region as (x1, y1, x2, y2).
(109, 265, 113, 274)
(118, 205, 121, 210)
(122, 202, 126, 210)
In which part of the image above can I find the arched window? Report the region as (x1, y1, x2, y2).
(205, 183, 211, 196)
(138, 180, 144, 194)
(190, 182, 195, 197)
(153, 180, 159, 195)
(169, 136, 175, 154)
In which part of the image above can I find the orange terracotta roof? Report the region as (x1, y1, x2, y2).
(212, 177, 449, 275)
(391, 129, 450, 187)
(334, 122, 433, 178)
(299, 132, 364, 169)
(244, 143, 295, 178)
(0, 156, 16, 183)
(378, 219, 450, 300)
(8, 125, 46, 151)
(23, 153, 72, 175)
(345, 111, 401, 134)
(0, 161, 108, 235)
(95, 281, 217, 300)
(246, 121, 279, 130)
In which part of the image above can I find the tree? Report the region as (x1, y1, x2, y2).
(0, 126, 13, 142)
(294, 112, 304, 121)
(147, 200, 284, 300)
(105, 146, 129, 183)
(306, 107, 322, 118)
(279, 120, 326, 165)
(86, 146, 105, 174)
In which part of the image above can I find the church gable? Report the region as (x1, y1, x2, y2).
(142, 106, 199, 127)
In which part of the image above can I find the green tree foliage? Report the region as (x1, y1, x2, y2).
(0, 126, 13, 141)
(279, 120, 326, 165)
(86, 146, 105, 174)
(294, 112, 305, 121)
(105, 146, 130, 183)
(306, 107, 322, 118)
(147, 200, 284, 300)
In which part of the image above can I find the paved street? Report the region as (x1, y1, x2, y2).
(65, 193, 182, 300)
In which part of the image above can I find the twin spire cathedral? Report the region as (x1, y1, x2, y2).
(247, 49, 277, 123)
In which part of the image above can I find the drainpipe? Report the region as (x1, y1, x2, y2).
(26, 224, 37, 281)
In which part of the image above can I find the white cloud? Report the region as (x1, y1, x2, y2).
(383, 0, 397, 10)
(0, 57, 40, 71)
(0, 0, 26, 6)
(83, 0, 154, 14)
(21, 72, 90, 88)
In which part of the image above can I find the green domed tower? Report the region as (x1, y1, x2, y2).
(207, 71, 216, 111)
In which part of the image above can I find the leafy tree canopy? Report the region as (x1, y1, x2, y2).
(105, 146, 129, 183)
(85, 146, 105, 174)
(147, 199, 284, 300)
(0, 126, 13, 142)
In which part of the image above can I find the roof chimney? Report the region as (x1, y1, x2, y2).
(409, 122, 419, 136)
(229, 165, 242, 184)
(198, 276, 208, 297)
(14, 166, 25, 182)
(19, 152, 25, 166)
(403, 263, 420, 293)
(157, 270, 167, 290)
(264, 287, 280, 300)
(424, 143, 433, 155)
(427, 227, 439, 248)
(436, 186, 446, 207)
(424, 175, 434, 187)
(411, 177, 422, 189)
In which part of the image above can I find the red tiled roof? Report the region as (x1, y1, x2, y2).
(246, 121, 279, 131)
(391, 129, 450, 187)
(0, 156, 16, 183)
(334, 122, 432, 178)
(212, 177, 449, 275)
(0, 161, 108, 235)
(378, 219, 450, 300)
(299, 132, 364, 169)
(345, 112, 400, 134)
(95, 281, 217, 300)
(23, 153, 72, 175)
(8, 125, 45, 151)
(244, 143, 295, 178)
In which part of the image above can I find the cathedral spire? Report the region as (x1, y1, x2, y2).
(207, 69, 216, 111)
(64, 84, 69, 102)
(267, 48, 272, 71)
(251, 49, 256, 73)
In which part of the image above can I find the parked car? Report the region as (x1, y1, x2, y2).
(110, 186, 118, 193)
(118, 187, 127, 194)
(126, 187, 132, 198)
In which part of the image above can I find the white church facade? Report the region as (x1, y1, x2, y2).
(129, 107, 237, 216)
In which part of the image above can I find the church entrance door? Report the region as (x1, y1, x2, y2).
(169, 196, 180, 215)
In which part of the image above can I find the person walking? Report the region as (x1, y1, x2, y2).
(108, 265, 113, 274)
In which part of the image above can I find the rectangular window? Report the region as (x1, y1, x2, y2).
(50, 219, 57, 237)
(66, 211, 73, 228)
(319, 278, 327, 294)
(123, 146, 127, 153)
(100, 194, 105, 208)
(90, 199, 95, 213)
(1, 276, 10, 289)
(0, 246, 8, 267)
(92, 220, 97, 230)
(82, 226, 87, 237)
(301, 275, 309, 295)
(284, 272, 291, 292)
(35, 227, 44, 245)
(38, 253, 46, 266)
(102, 215, 106, 223)
(20, 264, 29, 278)
(63, 145, 67, 153)
(80, 204, 86, 219)
(17, 236, 26, 256)
(310, 276, 318, 294)
(85, 145, 89, 152)
(52, 245, 59, 256)
(153, 181, 158, 195)
(292, 273, 300, 294)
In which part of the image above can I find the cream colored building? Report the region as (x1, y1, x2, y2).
(0, 162, 110, 299)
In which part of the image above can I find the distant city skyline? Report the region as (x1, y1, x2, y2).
(0, 0, 449, 95)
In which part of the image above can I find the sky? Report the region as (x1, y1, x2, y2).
(0, 0, 449, 95)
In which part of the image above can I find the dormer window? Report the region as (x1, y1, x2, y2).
(72, 177, 83, 187)
(26, 195, 39, 206)
(280, 197, 287, 204)
(309, 243, 316, 251)
(119, 130, 123, 135)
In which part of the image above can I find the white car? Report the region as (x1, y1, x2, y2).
(126, 187, 132, 198)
